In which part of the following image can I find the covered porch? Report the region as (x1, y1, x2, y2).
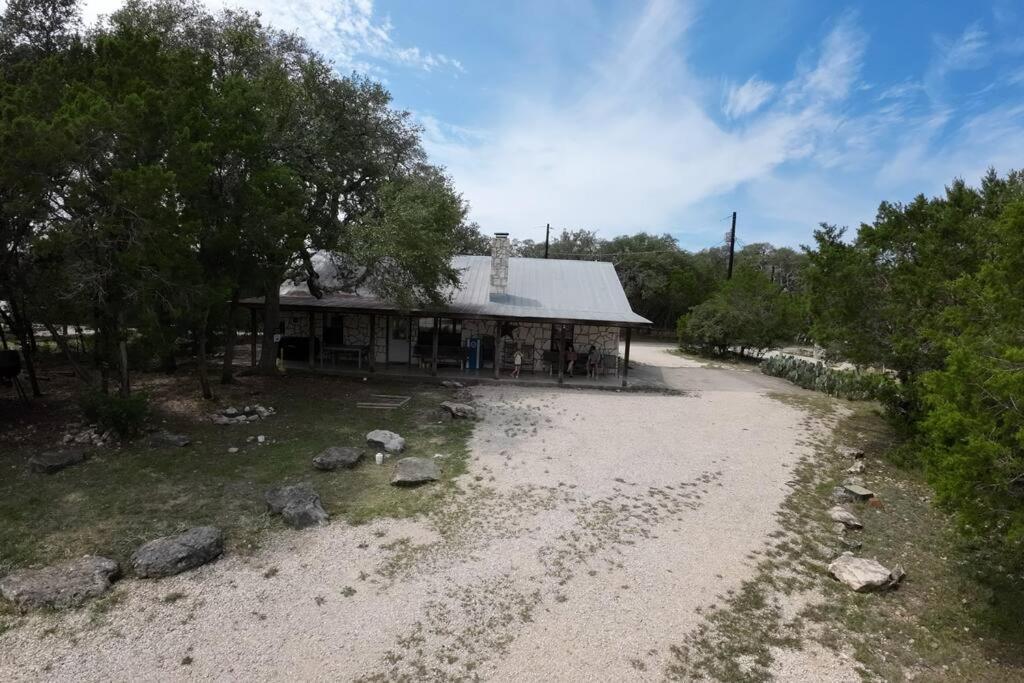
(241, 306, 642, 388)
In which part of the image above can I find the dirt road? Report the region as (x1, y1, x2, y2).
(0, 343, 846, 681)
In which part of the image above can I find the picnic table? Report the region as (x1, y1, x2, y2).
(321, 345, 368, 370)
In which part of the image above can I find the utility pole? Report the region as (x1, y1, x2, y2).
(727, 211, 737, 279)
(544, 223, 550, 258)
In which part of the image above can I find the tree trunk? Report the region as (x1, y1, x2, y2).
(42, 320, 94, 385)
(196, 310, 213, 399)
(94, 311, 109, 394)
(20, 330, 41, 397)
(117, 310, 130, 397)
(259, 281, 281, 373)
(221, 288, 240, 384)
(75, 324, 85, 354)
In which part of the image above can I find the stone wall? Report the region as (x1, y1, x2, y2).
(572, 325, 620, 356)
(457, 321, 620, 372)
(282, 312, 322, 337)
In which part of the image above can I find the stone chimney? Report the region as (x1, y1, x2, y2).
(490, 232, 510, 296)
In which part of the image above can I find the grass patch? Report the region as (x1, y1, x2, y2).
(666, 393, 1024, 681)
(0, 373, 473, 576)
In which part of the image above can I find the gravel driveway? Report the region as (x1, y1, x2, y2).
(0, 344, 840, 681)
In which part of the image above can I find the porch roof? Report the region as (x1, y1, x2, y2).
(240, 255, 653, 328)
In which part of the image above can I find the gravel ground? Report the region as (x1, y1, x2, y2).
(0, 345, 850, 681)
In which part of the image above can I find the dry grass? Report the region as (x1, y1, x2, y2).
(665, 392, 1024, 681)
(0, 370, 473, 580)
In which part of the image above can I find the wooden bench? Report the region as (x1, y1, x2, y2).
(321, 345, 368, 369)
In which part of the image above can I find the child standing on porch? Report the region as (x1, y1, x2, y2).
(512, 347, 523, 378)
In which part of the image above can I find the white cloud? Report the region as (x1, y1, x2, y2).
(925, 23, 989, 98)
(795, 11, 867, 101)
(723, 77, 776, 119)
(936, 23, 988, 73)
(422, 3, 870, 239)
(250, 0, 462, 74)
(422, 2, 1024, 246)
(49, 0, 461, 74)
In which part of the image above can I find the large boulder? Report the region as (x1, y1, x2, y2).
(148, 430, 191, 448)
(0, 556, 119, 610)
(131, 527, 224, 578)
(828, 506, 863, 529)
(391, 457, 441, 486)
(312, 446, 363, 471)
(265, 482, 329, 529)
(440, 402, 476, 419)
(28, 448, 88, 474)
(828, 553, 905, 592)
(366, 430, 405, 453)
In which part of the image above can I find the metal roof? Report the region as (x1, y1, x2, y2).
(241, 255, 652, 327)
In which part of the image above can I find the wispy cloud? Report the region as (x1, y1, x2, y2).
(795, 11, 867, 101)
(66, 0, 462, 75)
(723, 77, 776, 118)
(936, 23, 989, 73)
(422, 3, 871, 238)
(924, 23, 989, 99)
(261, 0, 463, 74)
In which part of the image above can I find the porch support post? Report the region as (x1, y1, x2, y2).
(621, 326, 632, 388)
(408, 317, 413, 366)
(557, 324, 565, 385)
(494, 320, 502, 379)
(368, 314, 376, 372)
(250, 309, 257, 368)
(384, 316, 390, 369)
(307, 311, 315, 369)
(431, 317, 439, 376)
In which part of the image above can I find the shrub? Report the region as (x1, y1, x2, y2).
(78, 391, 150, 438)
(759, 355, 896, 402)
(677, 267, 800, 357)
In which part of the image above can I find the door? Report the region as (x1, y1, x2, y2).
(388, 317, 411, 364)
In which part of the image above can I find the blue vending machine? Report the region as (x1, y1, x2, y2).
(467, 337, 481, 370)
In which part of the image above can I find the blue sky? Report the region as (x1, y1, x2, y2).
(66, 0, 1024, 249)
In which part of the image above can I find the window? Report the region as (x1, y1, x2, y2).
(418, 318, 462, 335)
(416, 318, 463, 347)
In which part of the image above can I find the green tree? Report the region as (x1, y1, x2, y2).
(0, 0, 84, 395)
(918, 199, 1024, 565)
(679, 267, 798, 356)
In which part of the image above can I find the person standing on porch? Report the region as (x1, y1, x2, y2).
(566, 343, 577, 377)
(512, 347, 523, 379)
(587, 345, 601, 378)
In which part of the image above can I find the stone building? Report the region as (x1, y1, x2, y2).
(242, 233, 651, 385)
